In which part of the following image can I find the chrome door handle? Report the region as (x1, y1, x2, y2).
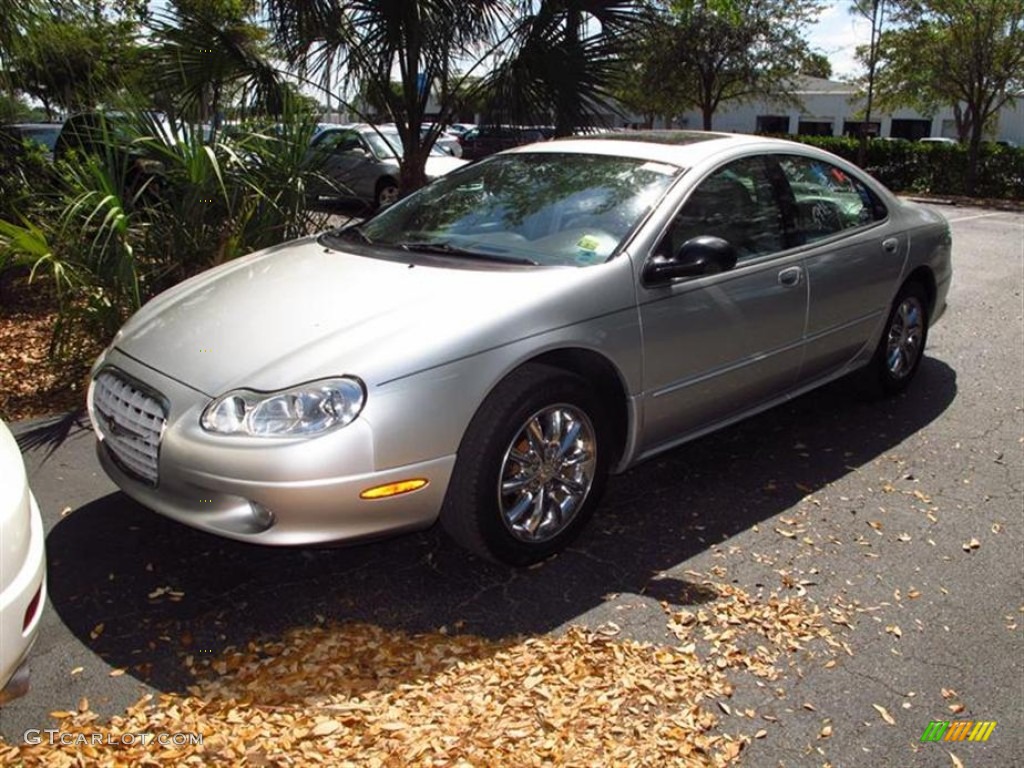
(778, 266, 803, 287)
(882, 237, 899, 254)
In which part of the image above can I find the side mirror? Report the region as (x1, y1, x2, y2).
(644, 235, 738, 284)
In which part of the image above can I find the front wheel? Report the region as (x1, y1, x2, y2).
(870, 281, 929, 395)
(441, 364, 610, 565)
(375, 178, 399, 209)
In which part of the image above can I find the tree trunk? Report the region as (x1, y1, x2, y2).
(554, 8, 583, 137)
(702, 106, 713, 131)
(965, 119, 983, 196)
(399, 143, 430, 197)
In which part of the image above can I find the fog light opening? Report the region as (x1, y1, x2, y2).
(250, 502, 276, 529)
(22, 584, 42, 634)
(360, 479, 429, 500)
(21, 585, 41, 634)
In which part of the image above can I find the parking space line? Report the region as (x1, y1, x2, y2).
(946, 212, 1018, 223)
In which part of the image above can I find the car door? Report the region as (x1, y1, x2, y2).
(310, 129, 375, 199)
(636, 155, 809, 456)
(773, 154, 905, 385)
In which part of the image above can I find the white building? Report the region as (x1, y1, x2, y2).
(665, 76, 1023, 145)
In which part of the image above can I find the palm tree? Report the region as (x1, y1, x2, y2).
(264, 0, 509, 193)
(489, 1, 647, 136)
(147, 6, 288, 135)
(263, 1, 648, 193)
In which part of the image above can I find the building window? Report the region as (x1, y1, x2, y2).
(798, 120, 833, 136)
(756, 115, 790, 134)
(843, 121, 881, 138)
(890, 119, 931, 140)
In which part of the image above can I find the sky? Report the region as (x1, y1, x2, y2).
(807, 1, 874, 80)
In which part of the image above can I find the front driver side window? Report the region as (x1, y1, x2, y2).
(658, 156, 784, 263)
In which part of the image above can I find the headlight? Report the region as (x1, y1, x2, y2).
(201, 377, 365, 437)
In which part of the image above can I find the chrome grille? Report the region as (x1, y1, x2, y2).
(92, 370, 166, 485)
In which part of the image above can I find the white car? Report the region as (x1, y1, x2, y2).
(0, 419, 46, 704)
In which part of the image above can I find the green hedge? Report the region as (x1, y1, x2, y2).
(769, 135, 1024, 200)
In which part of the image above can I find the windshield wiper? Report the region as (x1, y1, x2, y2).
(320, 225, 372, 248)
(395, 241, 539, 266)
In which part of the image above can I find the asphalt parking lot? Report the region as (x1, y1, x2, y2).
(1, 204, 1021, 766)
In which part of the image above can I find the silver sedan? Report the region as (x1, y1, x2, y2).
(87, 132, 952, 565)
(307, 124, 466, 208)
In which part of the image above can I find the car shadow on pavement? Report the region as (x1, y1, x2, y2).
(43, 359, 957, 696)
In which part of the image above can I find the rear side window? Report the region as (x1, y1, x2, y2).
(777, 155, 887, 245)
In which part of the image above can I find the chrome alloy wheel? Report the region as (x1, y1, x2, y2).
(886, 295, 925, 379)
(498, 404, 597, 543)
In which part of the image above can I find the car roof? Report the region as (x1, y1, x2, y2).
(505, 130, 782, 166)
(319, 123, 399, 135)
(7, 122, 62, 130)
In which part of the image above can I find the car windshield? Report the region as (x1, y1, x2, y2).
(354, 152, 682, 267)
(20, 126, 60, 151)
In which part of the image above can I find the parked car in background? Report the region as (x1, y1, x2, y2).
(86, 131, 951, 566)
(53, 112, 173, 198)
(0, 419, 47, 704)
(446, 123, 476, 138)
(0, 122, 62, 162)
(307, 123, 467, 208)
(918, 137, 959, 146)
(458, 125, 547, 160)
(420, 124, 462, 157)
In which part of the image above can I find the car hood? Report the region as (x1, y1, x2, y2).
(112, 237, 625, 396)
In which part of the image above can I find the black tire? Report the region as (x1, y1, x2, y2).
(441, 363, 610, 566)
(374, 178, 399, 209)
(869, 281, 929, 395)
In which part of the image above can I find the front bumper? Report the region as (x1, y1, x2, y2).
(88, 350, 455, 546)
(0, 492, 46, 704)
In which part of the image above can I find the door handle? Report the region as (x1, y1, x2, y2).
(882, 237, 899, 254)
(778, 266, 803, 287)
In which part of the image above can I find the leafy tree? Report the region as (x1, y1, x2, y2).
(868, 0, 1024, 193)
(800, 51, 833, 79)
(850, 0, 888, 164)
(622, 0, 823, 131)
(611, 5, 692, 127)
(6, 13, 140, 117)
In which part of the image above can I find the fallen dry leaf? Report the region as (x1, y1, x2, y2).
(0, 580, 845, 768)
(873, 704, 896, 725)
(948, 751, 964, 768)
(962, 538, 981, 552)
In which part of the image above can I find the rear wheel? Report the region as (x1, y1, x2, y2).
(871, 281, 929, 395)
(441, 364, 610, 565)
